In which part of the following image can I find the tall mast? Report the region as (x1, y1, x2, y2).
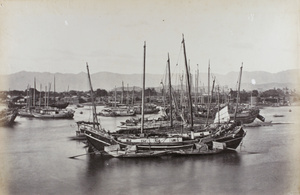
(39, 84, 42, 107)
(121, 81, 124, 104)
(141, 41, 146, 134)
(26, 85, 29, 108)
(207, 61, 210, 105)
(29, 85, 32, 107)
(180, 74, 183, 107)
(195, 65, 199, 113)
(131, 86, 135, 105)
(217, 85, 220, 124)
(48, 83, 51, 108)
(167, 53, 173, 127)
(234, 64, 243, 121)
(54, 76, 56, 102)
(33, 77, 36, 107)
(114, 86, 117, 108)
(161, 81, 165, 109)
(206, 77, 215, 126)
(86, 62, 100, 130)
(45, 86, 47, 108)
(182, 34, 193, 128)
(127, 84, 129, 106)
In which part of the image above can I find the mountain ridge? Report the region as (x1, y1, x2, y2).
(1, 69, 299, 92)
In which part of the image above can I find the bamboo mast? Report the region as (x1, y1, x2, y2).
(167, 53, 173, 127)
(33, 77, 36, 107)
(45, 86, 47, 108)
(121, 81, 124, 104)
(48, 83, 51, 108)
(26, 85, 29, 108)
(54, 76, 56, 102)
(39, 84, 42, 107)
(206, 77, 215, 126)
(131, 87, 135, 105)
(217, 85, 220, 124)
(114, 86, 117, 108)
(207, 61, 210, 108)
(161, 81, 165, 110)
(182, 34, 194, 130)
(195, 65, 199, 113)
(234, 64, 243, 121)
(141, 41, 146, 134)
(127, 84, 129, 106)
(86, 62, 100, 130)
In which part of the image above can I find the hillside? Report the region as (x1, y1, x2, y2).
(1, 69, 299, 92)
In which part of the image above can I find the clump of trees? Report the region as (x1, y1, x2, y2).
(95, 89, 108, 97)
(260, 88, 285, 97)
(1, 86, 298, 104)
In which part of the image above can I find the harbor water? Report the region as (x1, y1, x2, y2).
(0, 105, 299, 195)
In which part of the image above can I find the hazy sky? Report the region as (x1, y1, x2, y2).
(0, 0, 299, 75)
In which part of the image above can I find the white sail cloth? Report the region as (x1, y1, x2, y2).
(214, 106, 230, 124)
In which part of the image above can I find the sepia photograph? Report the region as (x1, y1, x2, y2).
(0, 0, 299, 194)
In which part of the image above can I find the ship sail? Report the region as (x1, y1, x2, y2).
(214, 106, 230, 124)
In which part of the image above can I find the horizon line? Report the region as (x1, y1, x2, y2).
(3, 68, 298, 76)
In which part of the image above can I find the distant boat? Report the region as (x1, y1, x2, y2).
(49, 102, 69, 109)
(97, 107, 135, 117)
(133, 104, 160, 114)
(273, 114, 284, 117)
(229, 107, 263, 124)
(18, 108, 35, 117)
(117, 113, 169, 131)
(32, 108, 75, 119)
(195, 105, 264, 124)
(97, 108, 117, 117)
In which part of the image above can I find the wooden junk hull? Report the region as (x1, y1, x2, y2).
(85, 133, 117, 151)
(85, 131, 196, 152)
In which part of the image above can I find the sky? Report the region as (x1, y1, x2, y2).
(0, 0, 299, 76)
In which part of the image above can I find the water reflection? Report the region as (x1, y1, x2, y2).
(80, 150, 243, 194)
(3, 105, 299, 194)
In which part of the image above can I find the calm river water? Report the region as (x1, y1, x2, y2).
(0, 105, 299, 195)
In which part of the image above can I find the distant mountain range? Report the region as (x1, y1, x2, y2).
(1, 69, 299, 92)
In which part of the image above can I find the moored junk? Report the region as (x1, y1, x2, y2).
(228, 105, 264, 124)
(16, 76, 74, 119)
(97, 107, 136, 117)
(32, 108, 75, 119)
(82, 39, 246, 158)
(133, 104, 160, 114)
(19, 106, 75, 119)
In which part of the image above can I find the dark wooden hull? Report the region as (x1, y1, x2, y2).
(49, 102, 69, 109)
(0, 109, 18, 126)
(85, 130, 196, 152)
(85, 133, 117, 151)
(215, 136, 244, 150)
(201, 127, 246, 150)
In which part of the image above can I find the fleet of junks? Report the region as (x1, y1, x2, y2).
(1, 37, 268, 158)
